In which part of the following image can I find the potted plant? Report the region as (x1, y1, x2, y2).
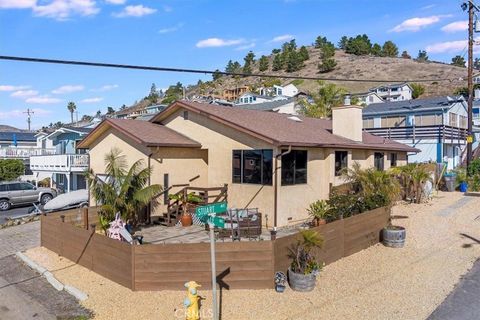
(287, 229, 324, 292)
(454, 167, 468, 193)
(169, 192, 203, 227)
(307, 200, 331, 226)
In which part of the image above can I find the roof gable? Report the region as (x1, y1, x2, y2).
(77, 118, 201, 149)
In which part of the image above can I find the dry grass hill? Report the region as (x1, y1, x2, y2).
(189, 48, 468, 99)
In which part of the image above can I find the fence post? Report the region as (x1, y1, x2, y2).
(83, 207, 89, 230)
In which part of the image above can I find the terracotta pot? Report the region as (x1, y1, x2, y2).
(317, 218, 327, 225)
(181, 213, 193, 227)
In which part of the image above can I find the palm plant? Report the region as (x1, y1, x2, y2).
(86, 148, 162, 232)
(299, 81, 346, 118)
(288, 229, 324, 275)
(67, 101, 77, 124)
(392, 163, 432, 204)
(307, 200, 332, 224)
(343, 162, 401, 207)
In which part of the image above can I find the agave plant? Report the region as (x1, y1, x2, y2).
(86, 148, 162, 232)
(307, 200, 332, 223)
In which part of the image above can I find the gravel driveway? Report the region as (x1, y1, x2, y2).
(24, 192, 480, 320)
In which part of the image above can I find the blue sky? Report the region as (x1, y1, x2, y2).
(0, 0, 474, 129)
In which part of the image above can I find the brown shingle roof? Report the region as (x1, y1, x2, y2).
(77, 118, 201, 149)
(150, 101, 419, 153)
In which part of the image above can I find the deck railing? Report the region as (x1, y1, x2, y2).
(365, 125, 467, 142)
(30, 154, 89, 172)
(0, 147, 56, 158)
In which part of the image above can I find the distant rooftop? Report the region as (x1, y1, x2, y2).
(235, 97, 295, 111)
(363, 96, 465, 116)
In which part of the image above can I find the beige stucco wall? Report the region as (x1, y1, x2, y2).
(162, 109, 278, 225)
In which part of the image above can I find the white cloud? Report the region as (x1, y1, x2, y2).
(196, 38, 244, 48)
(0, 0, 35, 9)
(235, 43, 255, 51)
(159, 22, 184, 34)
(0, 85, 30, 91)
(52, 84, 84, 94)
(421, 4, 436, 10)
(90, 84, 119, 92)
(81, 97, 103, 103)
(270, 34, 294, 42)
(390, 15, 452, 32)
(113, 4, 156, 17)
(425, 38, 480, 53)
(26, 95, 63, 104)
(441, 20, 468, 33)
(33, 0, 100, 20)
(0, 108, 52, 120)
(11, 90, 38, 98)
(105, 0, 125, 4)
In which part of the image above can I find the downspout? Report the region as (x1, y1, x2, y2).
(147, 151, 152, 224)
(273, 145, 292, 229)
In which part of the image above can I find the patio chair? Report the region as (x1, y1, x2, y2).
(119, 227, 144, 245)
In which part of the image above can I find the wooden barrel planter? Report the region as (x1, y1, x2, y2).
(382, 226, 406, 248)
(288, 268, 316, 292)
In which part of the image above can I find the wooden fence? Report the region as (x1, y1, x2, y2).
(40, 206, 388, 291)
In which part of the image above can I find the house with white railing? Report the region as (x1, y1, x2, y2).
(30, 127, 91, 192)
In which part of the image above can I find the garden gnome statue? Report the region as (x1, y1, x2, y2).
(184, 281, 201, 320)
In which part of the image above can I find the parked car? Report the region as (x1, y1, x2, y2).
(0, 182, 57, 211)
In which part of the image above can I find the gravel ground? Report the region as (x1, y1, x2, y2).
(24, 191, 480, 320)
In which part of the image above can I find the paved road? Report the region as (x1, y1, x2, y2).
(0, 206, 34, 225)
(0, 255, 91, 319)
(428, 258, 480, 320)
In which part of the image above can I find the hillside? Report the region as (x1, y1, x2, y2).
(0, 125, 30, 132)
(188, 48, 467, 99)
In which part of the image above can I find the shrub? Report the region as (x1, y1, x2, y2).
(468, 159, 480, 176)
(0, 159, 25, 181)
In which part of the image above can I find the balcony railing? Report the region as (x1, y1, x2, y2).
(30, 154, 89, 172)
(0, 147, 56, 159)
(365, 125, 468, 142)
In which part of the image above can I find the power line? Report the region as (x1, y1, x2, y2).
(0, 55, 461, 84)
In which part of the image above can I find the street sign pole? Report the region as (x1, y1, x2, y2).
(209, 220, 218, 320)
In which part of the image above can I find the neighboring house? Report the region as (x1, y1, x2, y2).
(363, 96, 467, 170)
(353, 92, 384, 105)
(78, 100, 416, 228)
(259, 84, 299, 97)
(236, 97, 298, 114)
(235, 93, 289, 105)
(223, 86, 249, 101)
(369, 83, 413, 101)
(30, 127, 90, 192)
(0, 130, 46, 181)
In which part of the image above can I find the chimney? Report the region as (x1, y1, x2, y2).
(332, 96, 363, 142)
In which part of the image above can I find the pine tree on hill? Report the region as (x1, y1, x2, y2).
(382, 41, 399, 57)
(258, 55, 269, 72)
(272, 54, 283, 71)
(371, 43, 382, 56)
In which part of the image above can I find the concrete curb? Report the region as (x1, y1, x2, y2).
(15, 251, 88, 301)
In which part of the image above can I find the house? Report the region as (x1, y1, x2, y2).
(369, 83, 413, 101)
(363, 96, 467, 170)
(235, 97, 298, 114)
(259, 84, 299, 97)
(30, 127, 90, 192)
(78, 100, 416, 228)
(353, 91, 384, 105)
(235, 93, 290, 105)
(223, 86, 249, 101)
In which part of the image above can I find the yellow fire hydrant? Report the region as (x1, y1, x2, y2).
(184, 281, 201, 320)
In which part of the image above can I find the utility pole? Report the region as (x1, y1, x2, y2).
(467, 0, 475, 175)
(23, 108, 34, 131)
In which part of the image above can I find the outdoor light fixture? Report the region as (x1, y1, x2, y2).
(462, 2, 468, 11)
